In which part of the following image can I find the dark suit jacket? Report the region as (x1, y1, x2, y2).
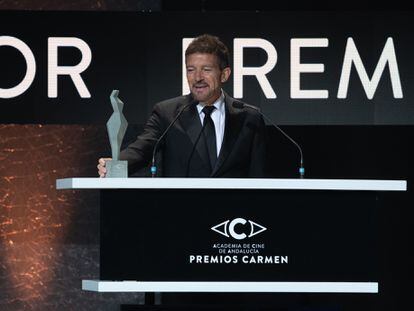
(120, 92, 266, 177)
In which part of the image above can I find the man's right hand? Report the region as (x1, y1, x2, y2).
(97, 158, 112, 178)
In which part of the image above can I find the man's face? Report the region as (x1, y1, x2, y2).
(186, 53, 231, 105)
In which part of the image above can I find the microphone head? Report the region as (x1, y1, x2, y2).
(180, 99, 198, 113)
(232, 101, 245, 109)
(233, 101, 260, 111)
(187, 94, 199, 107)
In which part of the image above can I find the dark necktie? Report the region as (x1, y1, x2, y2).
(202, 106, 217, 172)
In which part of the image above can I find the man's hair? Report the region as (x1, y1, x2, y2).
(185, 34, 230, 70)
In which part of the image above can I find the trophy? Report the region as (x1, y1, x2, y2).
(105, 90, 128, 178)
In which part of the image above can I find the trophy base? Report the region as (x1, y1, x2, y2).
(106, 160, 128, 178)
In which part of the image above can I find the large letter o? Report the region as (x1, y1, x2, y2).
(0, 36, 36, 99)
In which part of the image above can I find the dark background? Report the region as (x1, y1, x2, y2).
(1, 11, 414, 125)
(0, 1, 413, 311)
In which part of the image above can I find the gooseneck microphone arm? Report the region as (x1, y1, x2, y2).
(185, 119, 209, 177)
(151, 102, 195, 177)
(232, 101, 305, 178)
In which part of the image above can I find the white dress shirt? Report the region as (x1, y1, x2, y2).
(197, 91, 226, 157)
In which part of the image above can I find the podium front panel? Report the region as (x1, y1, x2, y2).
(100, 189, 378, 282)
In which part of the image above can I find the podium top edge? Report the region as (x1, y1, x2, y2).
(56, 177, 407, 191)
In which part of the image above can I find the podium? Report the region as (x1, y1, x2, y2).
(56, 178, 406, 294)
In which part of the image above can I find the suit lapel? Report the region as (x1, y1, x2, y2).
(178, 97, 211, 170)
(212, 93, 245, 176)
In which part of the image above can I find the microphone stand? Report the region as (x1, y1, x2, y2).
(233, 102, 305, 178)
(151, 102, 195, 177)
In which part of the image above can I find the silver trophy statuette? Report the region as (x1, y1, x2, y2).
(105, 90, 128, 177)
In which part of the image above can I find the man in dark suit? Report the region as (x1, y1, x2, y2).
(98, 34, 265, 177)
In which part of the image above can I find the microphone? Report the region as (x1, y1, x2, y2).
(151, 101, 196, 177)
(232, 101, 305, 178)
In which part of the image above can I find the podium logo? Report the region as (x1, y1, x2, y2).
(211, 218, 267, 240)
